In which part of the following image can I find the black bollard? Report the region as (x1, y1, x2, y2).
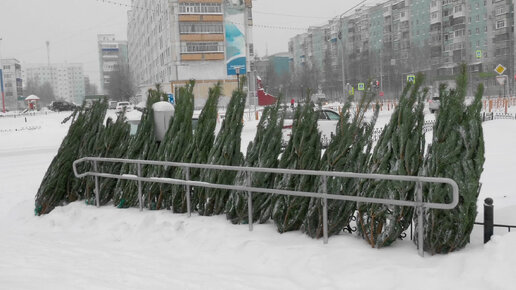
(484, 198, 494, 243)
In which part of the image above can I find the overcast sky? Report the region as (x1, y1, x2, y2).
(0, 0, 381, 87)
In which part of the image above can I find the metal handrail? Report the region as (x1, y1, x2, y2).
(73, 156, 460, 257)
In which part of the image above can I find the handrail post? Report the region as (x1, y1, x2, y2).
(185, 167, 191, 217)
(246, 170, 253, 231)
(484, 198, 494, 243)
(137, 163, 143, 212)
(416, 181, 424, 257)
(322, 176, 328, 244)
(93, 160, 100, 208)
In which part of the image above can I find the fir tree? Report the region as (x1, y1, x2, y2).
(147, 80, 195, 210)
(357, 73, 427, 248)
(196, 79, 246, 216)
(71, 99, 109, 201)
(303, 94, 378, 238)
(113, 89, 162, 208)
(96, 113, 131, 205)
(225, 100, 284, 224)
(417, 65, 485, 254)
(170, 83, 221, 213)
(271, 99, 321, 233)
(35, 100, 107, 214)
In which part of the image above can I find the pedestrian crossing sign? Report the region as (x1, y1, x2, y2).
(476, 50, 482, 59)
(358, 83, 365, 91)
(407, 74, 416, 83)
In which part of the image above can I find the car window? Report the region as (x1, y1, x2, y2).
(318, 111, 327, 120)
(324, 110, 340, 120)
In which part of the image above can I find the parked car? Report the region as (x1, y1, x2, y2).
(282, 108, 341, 147)
(108, 101, 118, 110)
(429, 96, 440, 114)
(49, 100, 76, 112)
(116, 101, 134, 113)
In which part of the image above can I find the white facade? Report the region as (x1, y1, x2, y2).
(25, 63, 85, 104)
(98, 34, 129, 95)
(1, 58, 23, 110)
(127, 0, 249, 96)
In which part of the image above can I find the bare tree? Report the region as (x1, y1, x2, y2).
(24, 79, 55, 106)
(106, 65, 135, 101)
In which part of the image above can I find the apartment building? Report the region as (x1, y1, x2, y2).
(289, 0, 516, 98)
(98, 34, 129, 95)
(0, 58, 23, 110)
(127, 0, 253, 103)
(25, 63, 86, 104)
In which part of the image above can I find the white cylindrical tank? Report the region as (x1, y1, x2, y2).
(152, 101, 175, 142)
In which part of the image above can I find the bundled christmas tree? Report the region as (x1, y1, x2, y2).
(357, 73, 427, 248)
(271, 99, 321, 233)
(303, 94, 378, 238)
(96, 113, 131, 205)
(70, 99, 109, 201)
(196, 80, 246, 216)
(146, 80, 195, 210)
(113, 89, 163, 208)
(35, 100, 108, 215)
(225, 100, 284, 224)
(417, 64, 485, 254)
(170, 83, 221, 213)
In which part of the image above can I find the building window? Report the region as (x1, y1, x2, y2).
(179, 3, 222, 14)
(496, 19, 506, 29)
(181, 42, 224, 53)
(495, 6, 505, 16)
(179, 22, 224, 34)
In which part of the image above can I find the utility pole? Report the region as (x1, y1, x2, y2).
(244, 0, 255, 111)
(336, 0, 367, 105)
(0, 37, 5, 113)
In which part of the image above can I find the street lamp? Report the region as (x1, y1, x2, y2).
(338, 31, 347, 103)
(0, 37, 5, 113)
(379, 39, 383, 94)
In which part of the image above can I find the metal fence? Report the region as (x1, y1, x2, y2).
(73, 156, 459, 257)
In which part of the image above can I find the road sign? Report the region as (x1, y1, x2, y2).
(168, 94, 175, 104)
(496, 75, 506, 86)
(379, 91, 384, 97)
(407, 74, 416, 83)
(495, 64, 506, 75)
(349, 87, 355, 96)
(476, 50, 482, 59)
(358, 83, 365, 91)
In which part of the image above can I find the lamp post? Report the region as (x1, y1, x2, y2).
(0, 37, 5, 113)
(379, 39, 383, 94)
(338, 31, 347, 103)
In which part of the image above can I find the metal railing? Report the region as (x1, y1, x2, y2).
(73, 156, 459, 257)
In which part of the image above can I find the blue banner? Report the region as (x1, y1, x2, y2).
(224, 0, 246, 76)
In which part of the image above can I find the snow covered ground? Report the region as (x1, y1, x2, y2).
(1, 108, 515, 289)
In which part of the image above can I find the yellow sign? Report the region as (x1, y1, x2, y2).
(407, 74, 416, 83)
(495, 64, 506, 75)
(358, 83, 365, 91)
